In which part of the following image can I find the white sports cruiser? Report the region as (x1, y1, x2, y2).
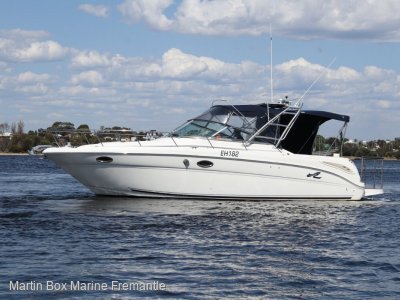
(44, 101, 383, 200)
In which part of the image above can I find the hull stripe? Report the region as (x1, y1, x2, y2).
(124, 188, 353, 201)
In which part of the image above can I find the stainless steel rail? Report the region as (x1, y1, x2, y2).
(359, 157, 384, 189)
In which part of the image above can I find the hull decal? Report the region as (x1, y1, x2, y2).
(307, 171, 322, 179)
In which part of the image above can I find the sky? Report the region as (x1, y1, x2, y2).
(0, 0, 399, 140)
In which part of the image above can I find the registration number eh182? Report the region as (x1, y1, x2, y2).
(220, 150, 239, 157)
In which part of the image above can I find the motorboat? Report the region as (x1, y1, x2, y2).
(44, 100, 383, 200)
(28, 145, 53, 155)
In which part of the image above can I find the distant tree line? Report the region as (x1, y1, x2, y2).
(0, 121, 90, 153)
(1, 120, 399, 158)
(0, 121, 52, 153)
(0, 121, 158, 153)
(342, 142, 400, 159)
(314, 135, 400, 159)
(0, 120, 25, 135)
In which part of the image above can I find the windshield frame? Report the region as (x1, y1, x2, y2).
(170, 106, 259, 141)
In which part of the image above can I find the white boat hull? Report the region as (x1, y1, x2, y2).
(44, 138, 366, 200)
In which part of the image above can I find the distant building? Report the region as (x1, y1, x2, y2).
(345, 139, 356, 144)
(0, 132, 12, 139)
(97, 127, 136, 142)
(47, 122, 75, 136)
(145, 130, 162, 140)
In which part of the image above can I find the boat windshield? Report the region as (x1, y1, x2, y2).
(172, 106, 258, 140)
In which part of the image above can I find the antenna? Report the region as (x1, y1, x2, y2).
(269, 24, 273, 104)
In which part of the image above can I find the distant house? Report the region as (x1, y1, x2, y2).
(145, 130, 162, 140)
(97, 127, 136, 142)
(345, 139, 356, 144)
(0, 132, 12, 139)
(47, 122, 75, 136)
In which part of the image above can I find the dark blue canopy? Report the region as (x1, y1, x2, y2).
(197, 103, 349, 155)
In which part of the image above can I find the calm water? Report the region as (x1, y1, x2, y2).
(1, 156, 400, 299)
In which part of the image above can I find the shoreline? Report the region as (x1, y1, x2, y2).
(0, 152, 398, 159)
(346, 156, 398, 161)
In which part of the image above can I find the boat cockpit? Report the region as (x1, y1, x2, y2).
(171, 102, 350, 155)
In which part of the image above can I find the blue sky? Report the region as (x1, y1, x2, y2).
(0, 0, 399, 139)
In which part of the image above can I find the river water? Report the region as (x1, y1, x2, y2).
(1, 155, 399, 299)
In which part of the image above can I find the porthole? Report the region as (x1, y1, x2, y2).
(96, 156, 113, 163)
(197, 160, 214, 168)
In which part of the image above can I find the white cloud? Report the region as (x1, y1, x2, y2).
(79, 4, 110, 18)
(14, 41, 67, 62)
(161, 48, 209, 79)
(2, 45, 400, 138)
(17, 71, 51, 83)
(15, 83, 48, 94)
(374, 100, 391, 109)
(72, 50, 111, 68)
(0, 29, 70, 63)
(327, 67, 361, 82)
(47, 112, 65, 119)
(59, 85, 117, 98)
(1, 72, 51, 94)
(174, 0, 256, 36)
(117, 0, 400, 40)
(118, 0, 174, 30)
(0, 29, 49, 41)
(71, 70, 104, 86)
(99, 48, 264, 84)
(170, 107, 186, 114)
(274, 58, 325, 90)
